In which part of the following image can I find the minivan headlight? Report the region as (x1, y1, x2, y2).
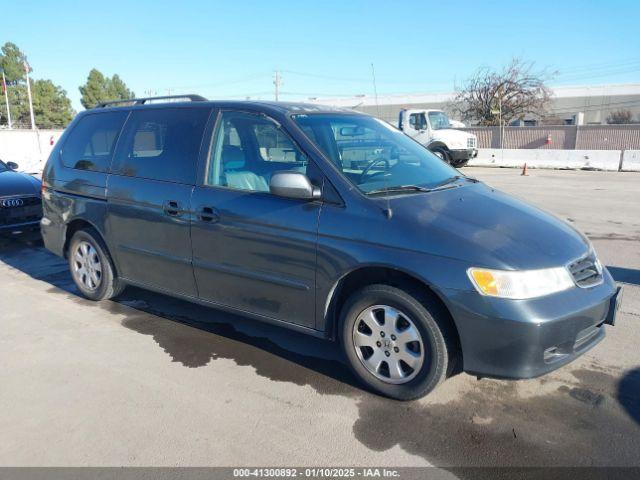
(467, 267, 574, 299)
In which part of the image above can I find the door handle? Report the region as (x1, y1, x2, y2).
(198, 206, 220, 223)
(163, 200, 182, 216)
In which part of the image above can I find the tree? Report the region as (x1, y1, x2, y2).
(109, 74, 134, 100)
(452, 58, 554, 126)
(32, 79, 74, 128)
(0, 41, 74, 128)
(79, 69, 134, 109)
(606, 109, 634, 124)
(0, 42, 31, 85)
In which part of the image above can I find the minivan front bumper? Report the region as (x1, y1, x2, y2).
(442, 270, 619, 379)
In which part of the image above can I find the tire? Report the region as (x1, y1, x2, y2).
(68, 228, 124, 301)
(430, 146, 451, 164)
(451, 159, 469, 168)
(340, 284, 455, 401)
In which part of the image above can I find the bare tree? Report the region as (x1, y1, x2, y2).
(606, 109, 634, 124)
(452, 58, 555, 126)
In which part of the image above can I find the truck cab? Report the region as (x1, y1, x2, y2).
(398, 109, 477, 167)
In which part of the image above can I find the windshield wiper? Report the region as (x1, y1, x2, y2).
(366, 176, 479, 196)
(431, 175, 479, 190)
(366, 185, 432, 195)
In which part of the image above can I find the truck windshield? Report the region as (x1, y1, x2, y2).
(293, 114, 458, 195)
(428, 111, 452, 130)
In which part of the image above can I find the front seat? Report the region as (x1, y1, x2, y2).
(221, 145, 269, 192)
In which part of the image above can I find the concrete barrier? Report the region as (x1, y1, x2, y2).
(621, 150, 640, 172)
(0, 129, 64, 174)
(469, 148, 622, 171)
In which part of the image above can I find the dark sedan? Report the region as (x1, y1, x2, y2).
(0, 159, 42, 234)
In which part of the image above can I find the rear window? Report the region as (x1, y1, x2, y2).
(61, 112, 128, 172)
(112, 108, 210, 184)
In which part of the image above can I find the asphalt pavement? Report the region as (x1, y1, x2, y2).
(0, 167, 638, 475)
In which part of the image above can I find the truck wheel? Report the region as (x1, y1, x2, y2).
(68, 228, 125, 301)
(430, 147, 451, 164)
(451, 159, 469, 168)
(340, 284, 454, 400)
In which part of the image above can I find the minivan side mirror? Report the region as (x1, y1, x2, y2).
(6, 161, 19, 170)
(270, 171, 321, 200)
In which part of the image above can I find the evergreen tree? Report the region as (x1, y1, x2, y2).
(79, 69, 134, 109)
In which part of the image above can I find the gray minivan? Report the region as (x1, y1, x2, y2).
(41, 96, 621, 400)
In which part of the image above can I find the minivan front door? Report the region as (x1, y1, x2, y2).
(190, 110, 320, 328)
(107, 107, 211, 296)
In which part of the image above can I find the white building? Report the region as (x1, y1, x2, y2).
(308, 83, 640, 126)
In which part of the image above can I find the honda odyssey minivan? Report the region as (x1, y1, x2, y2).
(41, 95, 621, 400)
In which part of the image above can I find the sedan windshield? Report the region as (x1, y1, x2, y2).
(0, 161, 8, 173)
(293, 114, 458, 195)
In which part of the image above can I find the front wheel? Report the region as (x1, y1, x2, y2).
(340, 284, 455, 400)
(451, 158, 469, 168)
(430, 146, 451, 164)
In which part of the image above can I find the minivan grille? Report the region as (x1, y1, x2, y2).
(568, 252, 602, 288)
(0, 195, 42, 227)
(467, 137, 476, 148)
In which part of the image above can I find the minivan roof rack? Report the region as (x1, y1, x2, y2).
(95, 94, 208, 108)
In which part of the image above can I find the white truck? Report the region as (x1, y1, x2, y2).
(397, 109, 478, 167)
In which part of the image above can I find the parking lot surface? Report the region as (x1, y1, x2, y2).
(1, 167, 639, 472)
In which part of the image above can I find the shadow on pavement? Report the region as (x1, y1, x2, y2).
(618, 368, 640, 426)
(0, 233, 361, 396)
(607, 266, 640, 287)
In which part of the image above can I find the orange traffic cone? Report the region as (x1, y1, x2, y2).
(521, 163, 528, 176)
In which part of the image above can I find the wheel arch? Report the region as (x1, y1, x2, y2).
(323, 265, 462, 368)
(426, 141, 449, 152)
(63, 218, 104, 258)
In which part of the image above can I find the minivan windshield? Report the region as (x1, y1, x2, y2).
(293, 114, 459, 195)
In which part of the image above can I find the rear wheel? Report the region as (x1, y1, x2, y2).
(340, 284, 455, 400)
(68, 228, 124, 301)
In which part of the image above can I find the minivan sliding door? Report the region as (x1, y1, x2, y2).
(107, 106, 211, 297)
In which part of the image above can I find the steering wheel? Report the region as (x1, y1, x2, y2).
(360, 158, 389, 182)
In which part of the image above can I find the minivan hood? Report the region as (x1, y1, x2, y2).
(383, 182, 589, 270)
(0, 170, 40, 197)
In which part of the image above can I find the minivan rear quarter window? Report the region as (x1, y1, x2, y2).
(112, 107, 210, 184)
(61, 112, 128, 172)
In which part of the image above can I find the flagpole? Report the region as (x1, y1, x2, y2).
(1, 71, 11, 129)
(24, 61, 35, 130)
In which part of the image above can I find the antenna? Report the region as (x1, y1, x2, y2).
(370, 63, 381, 118)
(370, 63, 391, 218)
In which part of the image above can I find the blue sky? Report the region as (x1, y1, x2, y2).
(4, 0, 640, 111)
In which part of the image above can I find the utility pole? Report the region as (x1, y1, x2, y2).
(24, 61, 35, 130)
(1, 70, 12, 129)
(273, 70, 282, 101)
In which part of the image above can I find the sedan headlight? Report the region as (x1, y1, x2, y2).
(467, 267, 574, 299)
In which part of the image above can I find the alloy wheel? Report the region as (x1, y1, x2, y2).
(72, 241, 102, 291)
(352, 305, 425, 384)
